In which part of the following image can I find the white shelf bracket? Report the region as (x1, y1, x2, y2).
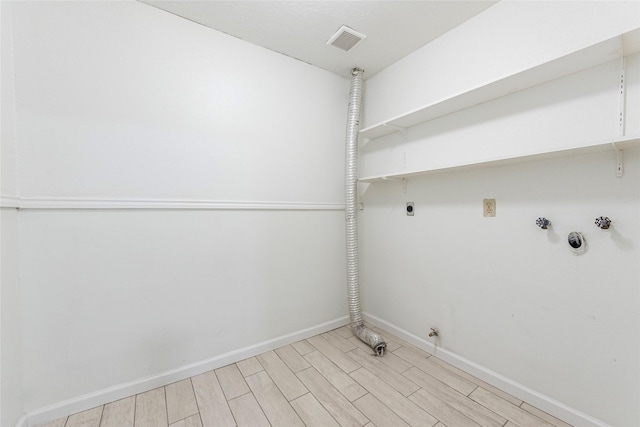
(613, 142, 624, 178)
(382, 123, 408, 140)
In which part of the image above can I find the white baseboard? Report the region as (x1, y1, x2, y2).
(362, 312, 610, 427)
(25, 316, 350, 427)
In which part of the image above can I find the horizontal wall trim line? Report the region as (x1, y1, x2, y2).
(25, 316, 351, 427)
(362, 312, 611, 427)
(1, 196, 21, 209)
(0, 196, 345, 211)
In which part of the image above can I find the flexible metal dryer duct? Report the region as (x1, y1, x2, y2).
(345, 68, 387, 357)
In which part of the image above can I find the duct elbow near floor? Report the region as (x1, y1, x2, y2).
(353, 323, 387, 356)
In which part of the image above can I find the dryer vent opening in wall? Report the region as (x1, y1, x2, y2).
(327, 26, 367, 51)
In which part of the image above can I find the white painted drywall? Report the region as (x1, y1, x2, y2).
(1, 2, 25, 426)
(1, 1, 18, 199)
(626, 51, 640, 136)
(8, 0, 349, 413)
(360, 147, 640, 426)
(11, 1, 347, 202)
(360, 3, 640, 425)
(20, 209, 347, 410)
(363, 0, 640, 129)
(360, 148, 640, 427)
(0, 209, 23, 427)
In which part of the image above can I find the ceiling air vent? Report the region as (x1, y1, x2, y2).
(326, 26, 366, 52)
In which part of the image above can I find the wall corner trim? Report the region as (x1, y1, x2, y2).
(362, 312, 612, 427)
(24, 316, 350, 427)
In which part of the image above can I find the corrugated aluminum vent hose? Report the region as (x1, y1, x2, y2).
(344, 68, 386, 357)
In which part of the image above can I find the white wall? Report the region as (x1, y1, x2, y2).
(11, 1, 346, 202)
(6, 0, 349, 415)
(1, 2, 25, 426)
(360, 2, 640, 426)
(360, 148, 640, 427)
(20, 209, 347, 411)
(0, 209, 22, 427)
(1, 2, 18, 199)
(363, 0, 640, 129)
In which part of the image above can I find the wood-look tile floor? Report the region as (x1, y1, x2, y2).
(38, 326, 573, 427)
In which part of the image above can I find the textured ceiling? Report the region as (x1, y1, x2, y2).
(140, 1, 498, 78)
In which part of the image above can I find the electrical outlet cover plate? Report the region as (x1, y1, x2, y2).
(406, 202, 414, 216)
(483, 199, 496, 217)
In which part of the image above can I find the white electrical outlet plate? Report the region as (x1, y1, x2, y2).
(483, 199, 496, 217)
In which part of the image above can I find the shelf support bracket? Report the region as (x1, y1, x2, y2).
(382, 123, 407, 140)
(613, 142, 624, 178)
(613, 54, 626, 179)
(618, 56, 626, 138)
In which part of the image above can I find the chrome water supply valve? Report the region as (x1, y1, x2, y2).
(536, 217, 551, 229)
(595, 216, 611, 229)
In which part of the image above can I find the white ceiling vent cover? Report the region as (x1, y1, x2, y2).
(327, 26, 366, 51)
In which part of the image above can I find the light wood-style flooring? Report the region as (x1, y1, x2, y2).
(38, 325, 573, 427)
